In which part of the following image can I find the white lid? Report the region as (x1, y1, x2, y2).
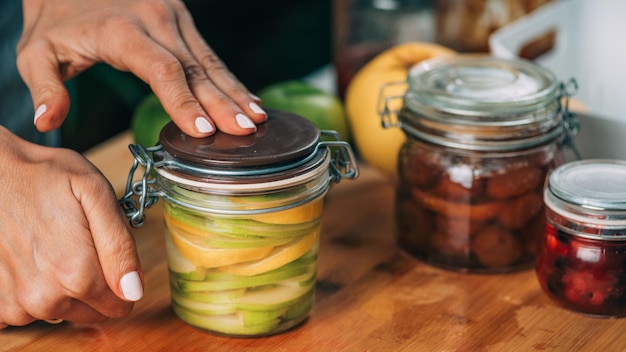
(548, 159, 626, 210)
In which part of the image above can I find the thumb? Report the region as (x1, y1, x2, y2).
(16, 42, 70, 132)
(81, 178, 144, 302)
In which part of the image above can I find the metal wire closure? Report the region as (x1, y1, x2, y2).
(378, 78, 581, 155)
(378, 81, 407, 129)
(118, 131, 358, 227)
(118, 144, 163, 227)
(559, 78, 582, 160)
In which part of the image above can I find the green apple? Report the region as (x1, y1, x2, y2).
(256, 80, 351, 142)
(130, 93, 171, 147)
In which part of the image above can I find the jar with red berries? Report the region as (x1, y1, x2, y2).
(380, 55, 580, 273)
(536, 159, 626, 317)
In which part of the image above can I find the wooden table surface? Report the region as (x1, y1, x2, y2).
(2, 131, 625, 352)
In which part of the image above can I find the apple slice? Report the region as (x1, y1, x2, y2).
(231, 284, 314, 311)
(171, 287, 246, 303)
(164, 203, 321, 239)
(172, 307, 280, 336)
(218, 228, 319, 276)
(171, 293, 237, 315)
(167, 227, 275, 268)
(165, 232, 207, 281)
(172, 263, 313, 292)
(240, 307, 288, 327)
(165, 215, 294, 249)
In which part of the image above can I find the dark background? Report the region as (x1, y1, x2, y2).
(62, 0, 332, 152)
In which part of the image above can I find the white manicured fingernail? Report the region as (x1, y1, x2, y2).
(34, 104, 47, 125)
(235, 113, 255, 129)
(120, 271, 143, 301)
(248, 102, 266, 115)
(195, 117, 214, 133)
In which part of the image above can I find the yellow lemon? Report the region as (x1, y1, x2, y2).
(247, 197, 324, 225)
(164, 214, 294, 248)
(167, 225, 275, 268)
(345, 42, 455, 175)
(219, 229, 319, 276)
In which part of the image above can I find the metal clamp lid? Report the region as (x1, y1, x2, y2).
(118, 130, 358, 227)
(378, 77, 581, 153)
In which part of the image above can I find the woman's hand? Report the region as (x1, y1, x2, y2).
(0, 126, 143, 328)
(17, 0, 267, 137)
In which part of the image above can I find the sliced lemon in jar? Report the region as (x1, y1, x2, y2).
(167, 226, 275, 268)
(219, 228, 319, 276)
(246, 197, 324, 225)
(164, 214, 294, 248)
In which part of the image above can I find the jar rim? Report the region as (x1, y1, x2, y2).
(156, 151, 331, 193)
(406, 54, 560, 117)
(398, 55, 566, 151)
(547, 159, 626, 211)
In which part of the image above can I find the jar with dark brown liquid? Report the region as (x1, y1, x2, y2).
(382, 55, 579, 273)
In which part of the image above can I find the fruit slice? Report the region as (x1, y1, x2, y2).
(208, 217, 320, 239)
(219, 228, 319, 276)
(171, 292, 237, 315)
(167, 227, 275, 268)
(247, 197, 325, 225)
(167, 185, 322, 225)
(241, 307, 288, 327)
(172, 307, 280, 336)
(171, 287, 246, 303)
(165, 215, 294, 249)
(283, 292, 315, 320)
(164, 204, 320, 239)
(173, 263, 313, 292)
(165, 232, 207, 280)
(231, 284, 314, 311)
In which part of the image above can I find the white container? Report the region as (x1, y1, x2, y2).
(489, 0, 626, 160)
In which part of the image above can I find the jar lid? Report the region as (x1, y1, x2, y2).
(397, 55, 566, 151)
(406, 55, 559, 117)
(548, 159, 626, 211)
(159, 108, 320, 168)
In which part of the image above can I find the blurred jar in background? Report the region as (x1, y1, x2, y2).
(333, 0, 553, 99)
(333, 0, 436, 99)
(436, 0, 552, 52)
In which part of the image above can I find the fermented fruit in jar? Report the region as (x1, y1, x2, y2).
(535, 223, 626, 317)
(388, 55, 572, 273)
(535, 159, 626, 317)
(396, 138, 561, 273)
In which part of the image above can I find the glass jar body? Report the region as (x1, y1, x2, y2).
(536, 202, 626, 317)
(157, 170, 328, 337)
(333, 0, 435, 98)
(396, 137, 564, 273)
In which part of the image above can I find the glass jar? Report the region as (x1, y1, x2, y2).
(120, 109, 358, 336)
(536, 159, 626, 317)
(333, 0, 435, 99)
(381, 55, 579, 273)
(435, 0, 553, 53)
